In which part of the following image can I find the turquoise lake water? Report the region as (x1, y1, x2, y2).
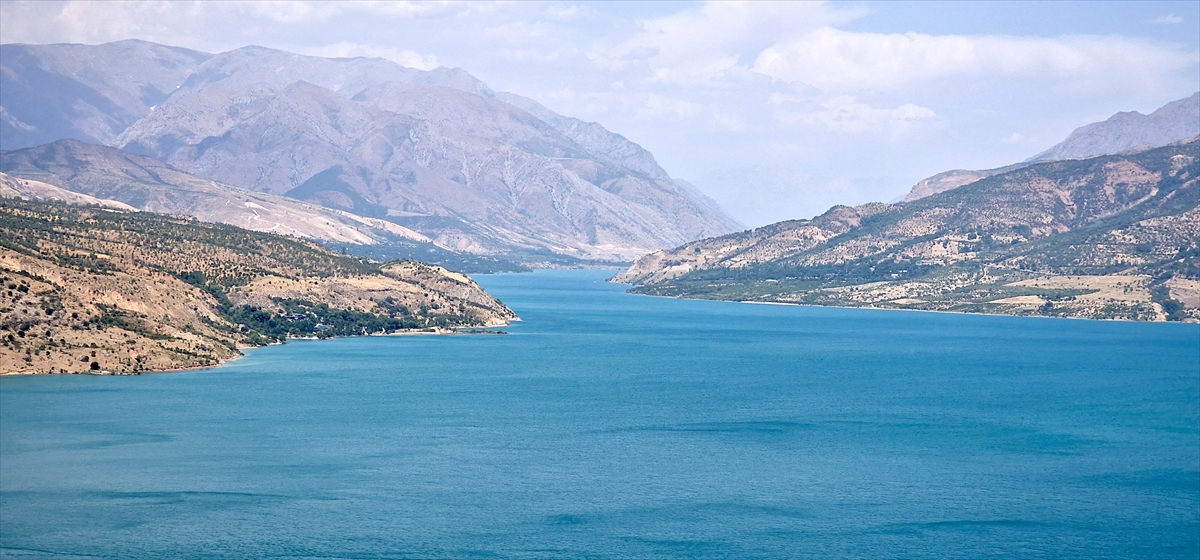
(1, 269, 1198, 559)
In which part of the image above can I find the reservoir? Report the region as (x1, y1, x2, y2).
(2, 269, 1197, 558)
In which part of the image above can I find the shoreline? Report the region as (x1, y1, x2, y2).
(0, 325, 511, 377)
(624, 289, 1197, 324)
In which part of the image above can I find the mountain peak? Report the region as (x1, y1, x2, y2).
(3, 39, 739, 262)
(1028, 92, 1200, 162)
(903, 93, 1200, 203)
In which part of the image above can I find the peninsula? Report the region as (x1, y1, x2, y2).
(0, 197, 515, 374)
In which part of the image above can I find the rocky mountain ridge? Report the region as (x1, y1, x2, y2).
(904, 92, 1200, 202)
(0, 40, 211, 149)
(0, 140, 427, 245)
(1, 40, 738, 262)
(1029, 92, 1200, 162)
(615, 141, 1200, 322)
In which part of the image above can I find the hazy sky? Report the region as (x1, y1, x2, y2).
(2, 1, 1198, 226)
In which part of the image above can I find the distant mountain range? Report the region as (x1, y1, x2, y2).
(1028, 92, 1200, 162)
(0, 140, 428, 245)
(904, 92, 1200, 202)
(5, 39, 1197, 324)
(0, 40, 739, 263)
(615, 140, 1200, 322)
(0, 40, 210, 149)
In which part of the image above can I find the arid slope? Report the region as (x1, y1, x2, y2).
(1, 198, 515, 375)
(616, 142, 1200, 322)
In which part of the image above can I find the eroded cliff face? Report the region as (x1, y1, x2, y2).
(0, 198, 515, 375)
(615, 142, 1200, 322)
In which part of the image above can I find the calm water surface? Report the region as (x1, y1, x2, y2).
(2, 270, 1198, 559)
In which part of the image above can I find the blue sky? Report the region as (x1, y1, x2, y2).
(2, 1, 1197, 226)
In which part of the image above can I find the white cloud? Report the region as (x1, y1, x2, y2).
(776, 95, 937, 134)
(247, 2, 336, 23)
(0, 1, 468, 53)
(709, 111, 748, 132)
(338, 1, 456, 18)
(544, 88, 703, 121)
(1151, 14, 1183, 25)
(767, 92, 811, 106)
(203, 1, 453, 23)
(306, 42, 440, 70)
(643, 93, 700, 117)
(1001, 132, 1025, 144)
(542, 3, 594, 22)
(594, 1, 864, 85)
(55, 0, 146, 43)
(752, 27, 1198, 94)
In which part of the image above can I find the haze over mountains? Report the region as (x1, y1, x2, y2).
(1027, 92, 1200, 163)
(0, 40, 210, 149)
(1, 39, 1195, 278)
(615, 92, 1200, 322)
(0, 40, 739, 262)
(904, 92, 1200, 203)
(0, 140, 428, 245)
